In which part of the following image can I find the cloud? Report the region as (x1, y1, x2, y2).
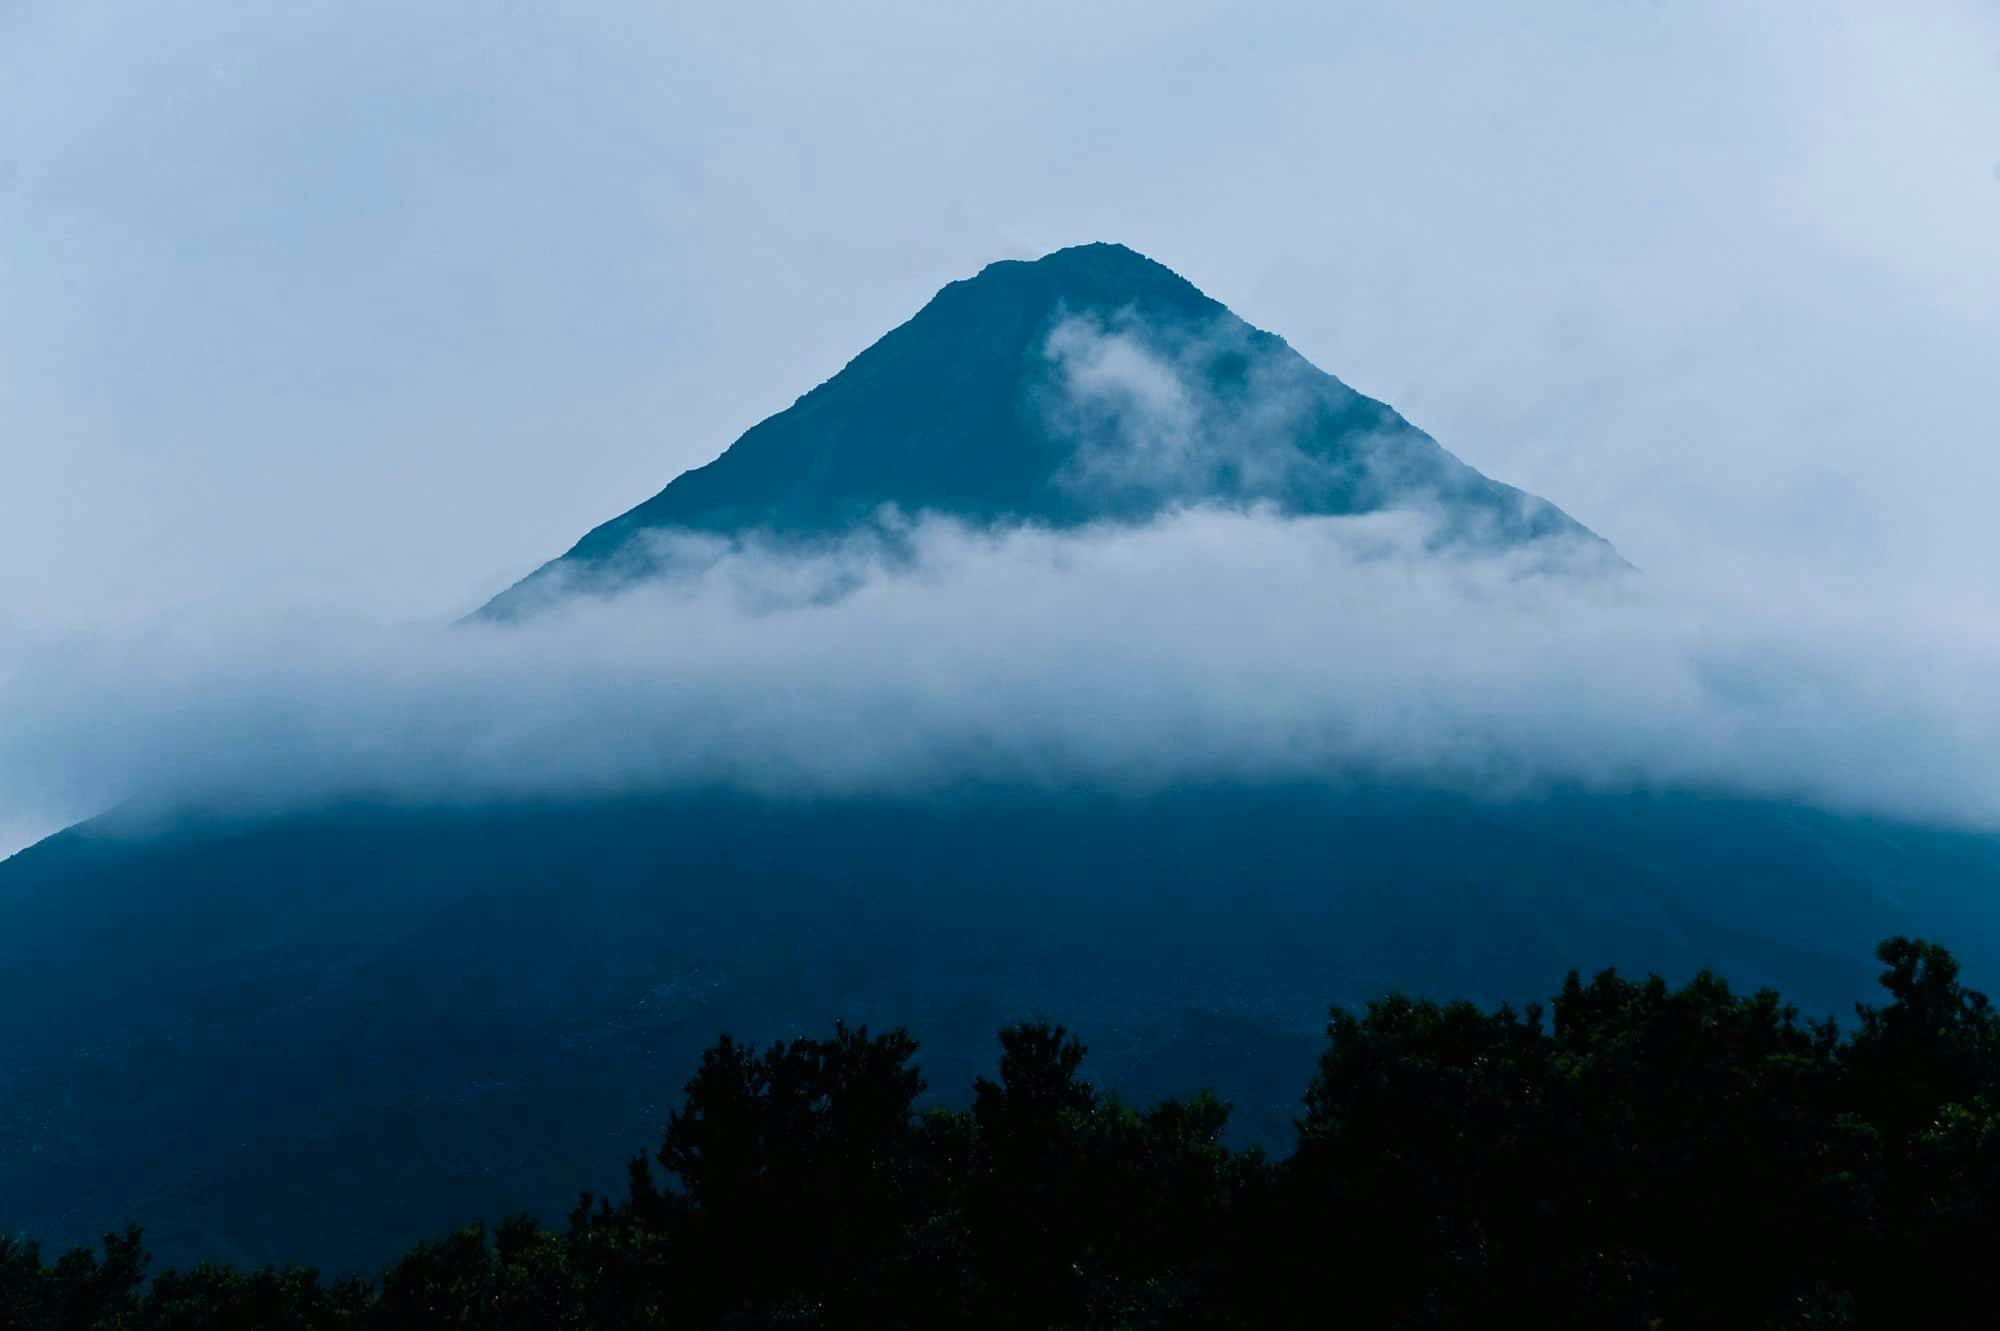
(4, 503, 1998, 857)
(1032, 307, 1615, 568)
(1040, 310, 1342, 505)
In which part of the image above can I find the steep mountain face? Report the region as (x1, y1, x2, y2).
(479, 243, 1608, 618)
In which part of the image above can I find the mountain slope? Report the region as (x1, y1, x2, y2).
(7, 787, 2000, 1273)
(479, 243, 1609, 618)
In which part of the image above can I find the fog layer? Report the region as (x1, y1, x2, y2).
(5, 505, 1996, 855)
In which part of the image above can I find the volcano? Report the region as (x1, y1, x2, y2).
(4, 246, 1993, 1275)
(478, 243, 1612, 619)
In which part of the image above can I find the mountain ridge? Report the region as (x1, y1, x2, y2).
(477, 243, 1612, 620)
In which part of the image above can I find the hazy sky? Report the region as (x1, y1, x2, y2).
(3, 2, 1999, 855)
(3, 1, 1994, 627)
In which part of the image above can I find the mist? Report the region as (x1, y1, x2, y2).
(4, 501, 1997, 858)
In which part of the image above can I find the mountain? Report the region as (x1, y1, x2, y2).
(478, 243, 1610, 619)
(4, 245, 1995, 1276)
(8, 788, 2000, 1276)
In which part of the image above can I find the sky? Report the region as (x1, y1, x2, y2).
(2, 1, 1998, 853)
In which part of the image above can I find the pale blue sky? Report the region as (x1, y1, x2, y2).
(3, 2, 1995, 629)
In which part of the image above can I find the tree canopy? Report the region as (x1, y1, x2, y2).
(6, 936, 1997, 1328)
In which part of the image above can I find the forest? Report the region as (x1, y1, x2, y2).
(6, 936, 1995, 1329)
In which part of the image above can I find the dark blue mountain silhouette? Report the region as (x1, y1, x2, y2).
(479, 243, 1609, 618)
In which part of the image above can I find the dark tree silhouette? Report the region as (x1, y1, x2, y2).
(7, 936, 2000, 1328)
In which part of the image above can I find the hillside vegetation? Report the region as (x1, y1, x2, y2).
(7, 936, 1996, 1329)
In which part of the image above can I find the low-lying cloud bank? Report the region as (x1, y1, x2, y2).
(4, 505, 1998, 854)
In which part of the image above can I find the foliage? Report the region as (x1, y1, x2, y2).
(6, 937, 2000, 1328)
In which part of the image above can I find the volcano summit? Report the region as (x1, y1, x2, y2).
(479, 243, 1611, 619)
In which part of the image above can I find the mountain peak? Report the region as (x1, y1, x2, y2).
(476, 245, 1611, 619)
(931, 241, 1220, 327)
(974, 240, 1196, 286)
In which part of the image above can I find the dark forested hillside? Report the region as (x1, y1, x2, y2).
(7, 786, 2000, 1276)
(7, 936, 1996, 1329)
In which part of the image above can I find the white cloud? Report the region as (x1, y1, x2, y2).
(1040, 311, 1346, 505)
(5, 505, 1998, 858)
